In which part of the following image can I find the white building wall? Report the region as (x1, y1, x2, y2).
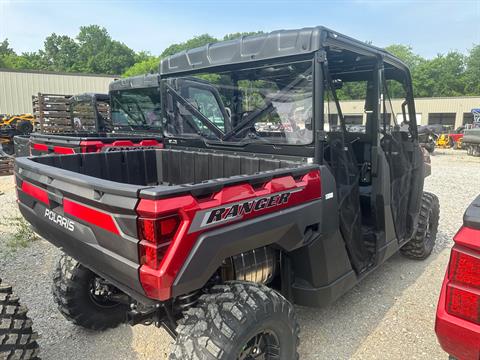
(338, 96, 480, 128)
(0, 69, 117, 114)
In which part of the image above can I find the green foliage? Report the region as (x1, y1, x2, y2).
(75, 25, 136, 74)
(337, 82, 367, 100)
(0, 25, 136, 75)
(385, 44, 424, 69)
(160, 34, 217, 57)
(464, 45, 480, 96)
(123, 56, 160, 77)
(42, 33, 80, 72)
(413, 51, 466, 97)
(1, 26, 479, 98)
(223, 31, 264, 41)
(0, 216, 38, 252)
(0, 39, 15, 57)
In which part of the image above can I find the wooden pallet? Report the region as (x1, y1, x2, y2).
(32, 93, 73, 133)
(0, 156, 14, 176)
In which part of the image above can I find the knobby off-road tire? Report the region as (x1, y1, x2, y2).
(401, 192, 440, 260)
(170, 281, 299, 360)
(0, 278, 39, 359)
(52, 254, 128, 331)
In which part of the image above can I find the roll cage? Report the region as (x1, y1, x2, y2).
(159, 26, 418, 161)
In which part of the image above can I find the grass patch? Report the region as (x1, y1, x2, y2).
(0, 216, 38, 251)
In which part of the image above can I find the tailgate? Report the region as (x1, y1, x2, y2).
(30, 134, 82, 155)
(15, 156, 151, 302)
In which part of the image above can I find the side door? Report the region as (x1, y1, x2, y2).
(380, 63, 424, 243)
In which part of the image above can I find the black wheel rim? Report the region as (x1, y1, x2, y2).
(238, 330, 280, 360)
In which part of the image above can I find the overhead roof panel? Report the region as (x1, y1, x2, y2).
(160, 27, 325, 76)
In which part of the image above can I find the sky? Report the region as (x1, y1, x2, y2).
(0, 0, 479, 58)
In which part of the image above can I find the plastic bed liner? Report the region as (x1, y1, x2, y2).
(28, 148, 305, 186)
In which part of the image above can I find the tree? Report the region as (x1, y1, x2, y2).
(161, 34, 218, 57)
(42, 33, 80, 72)
(464, 44, 480, 96)
(0, 39, 16, 68)
(384, 44, 424, 69)
(414, 51, 466, 97)
(0, 39, 15, 57)
(123, 56, 160, 77)
(222, 31, 264, 41)
(76, 25, 136, 74)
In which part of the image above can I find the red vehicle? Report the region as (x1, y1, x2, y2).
(436, 195, 480, 360)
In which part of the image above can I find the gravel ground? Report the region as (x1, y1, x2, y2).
(0, 148, 479, 360)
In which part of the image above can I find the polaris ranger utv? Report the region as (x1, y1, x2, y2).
(28, 74, 163, 156)
(15, 27, 439, 359)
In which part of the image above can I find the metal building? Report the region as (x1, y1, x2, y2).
(0, 69, 117, 114)
(339, 96, 480, 129)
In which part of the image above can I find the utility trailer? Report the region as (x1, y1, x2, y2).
(16, 27, 439, 359)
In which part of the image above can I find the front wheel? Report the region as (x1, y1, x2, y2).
(170, 281, 299, 360)
(401, 192, 440, 260)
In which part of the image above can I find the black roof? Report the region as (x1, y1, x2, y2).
(109, 73, 159, 91)
(160, 26, 408, 76)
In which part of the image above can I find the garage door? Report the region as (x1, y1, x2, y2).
(463, 112, 474, 125)
(428, 113, 456, 126)
(344, 114, 363, 125)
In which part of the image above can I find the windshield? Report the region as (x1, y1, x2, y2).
(162, 59, 314, 144)
(110, 87, 161, 129)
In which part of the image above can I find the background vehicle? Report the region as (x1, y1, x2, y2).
(436, 194, 480, 360)
(25, 74, 163, 157)
(15, 27, 439, 359)
(0, 114, 34, 134)
(463, 108, 480, 156)
(0, 114, 34, 156)
(417, 125, 437, 153)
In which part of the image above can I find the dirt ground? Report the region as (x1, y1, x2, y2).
(0, 148, 479, 359)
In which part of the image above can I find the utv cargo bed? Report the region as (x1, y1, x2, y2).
(15, 148, 322, 302)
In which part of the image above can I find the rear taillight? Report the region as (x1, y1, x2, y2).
(446, 284, 480, 324)
(138, 215, 180, 270)
(446, 227, 480, 324)
(448, 249, 480, 289)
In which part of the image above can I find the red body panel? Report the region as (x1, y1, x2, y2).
(53, 146, 75, 155)
(31, 138, 163, 155)
(32, 143, 48, 153)
(21, 181, 49, 206)
(136, 169, 322, 301)
(436, 226, 480, 359)
(436, 276, 480, 360)
(79, 139, 163, 153)
(63, 199, 120, 235)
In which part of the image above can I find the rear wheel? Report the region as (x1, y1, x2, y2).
(170, 281, 299, 360)
(52, 254, 128, 331)
(0, 278, 39, 359)
(401, 192, 439, 260)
